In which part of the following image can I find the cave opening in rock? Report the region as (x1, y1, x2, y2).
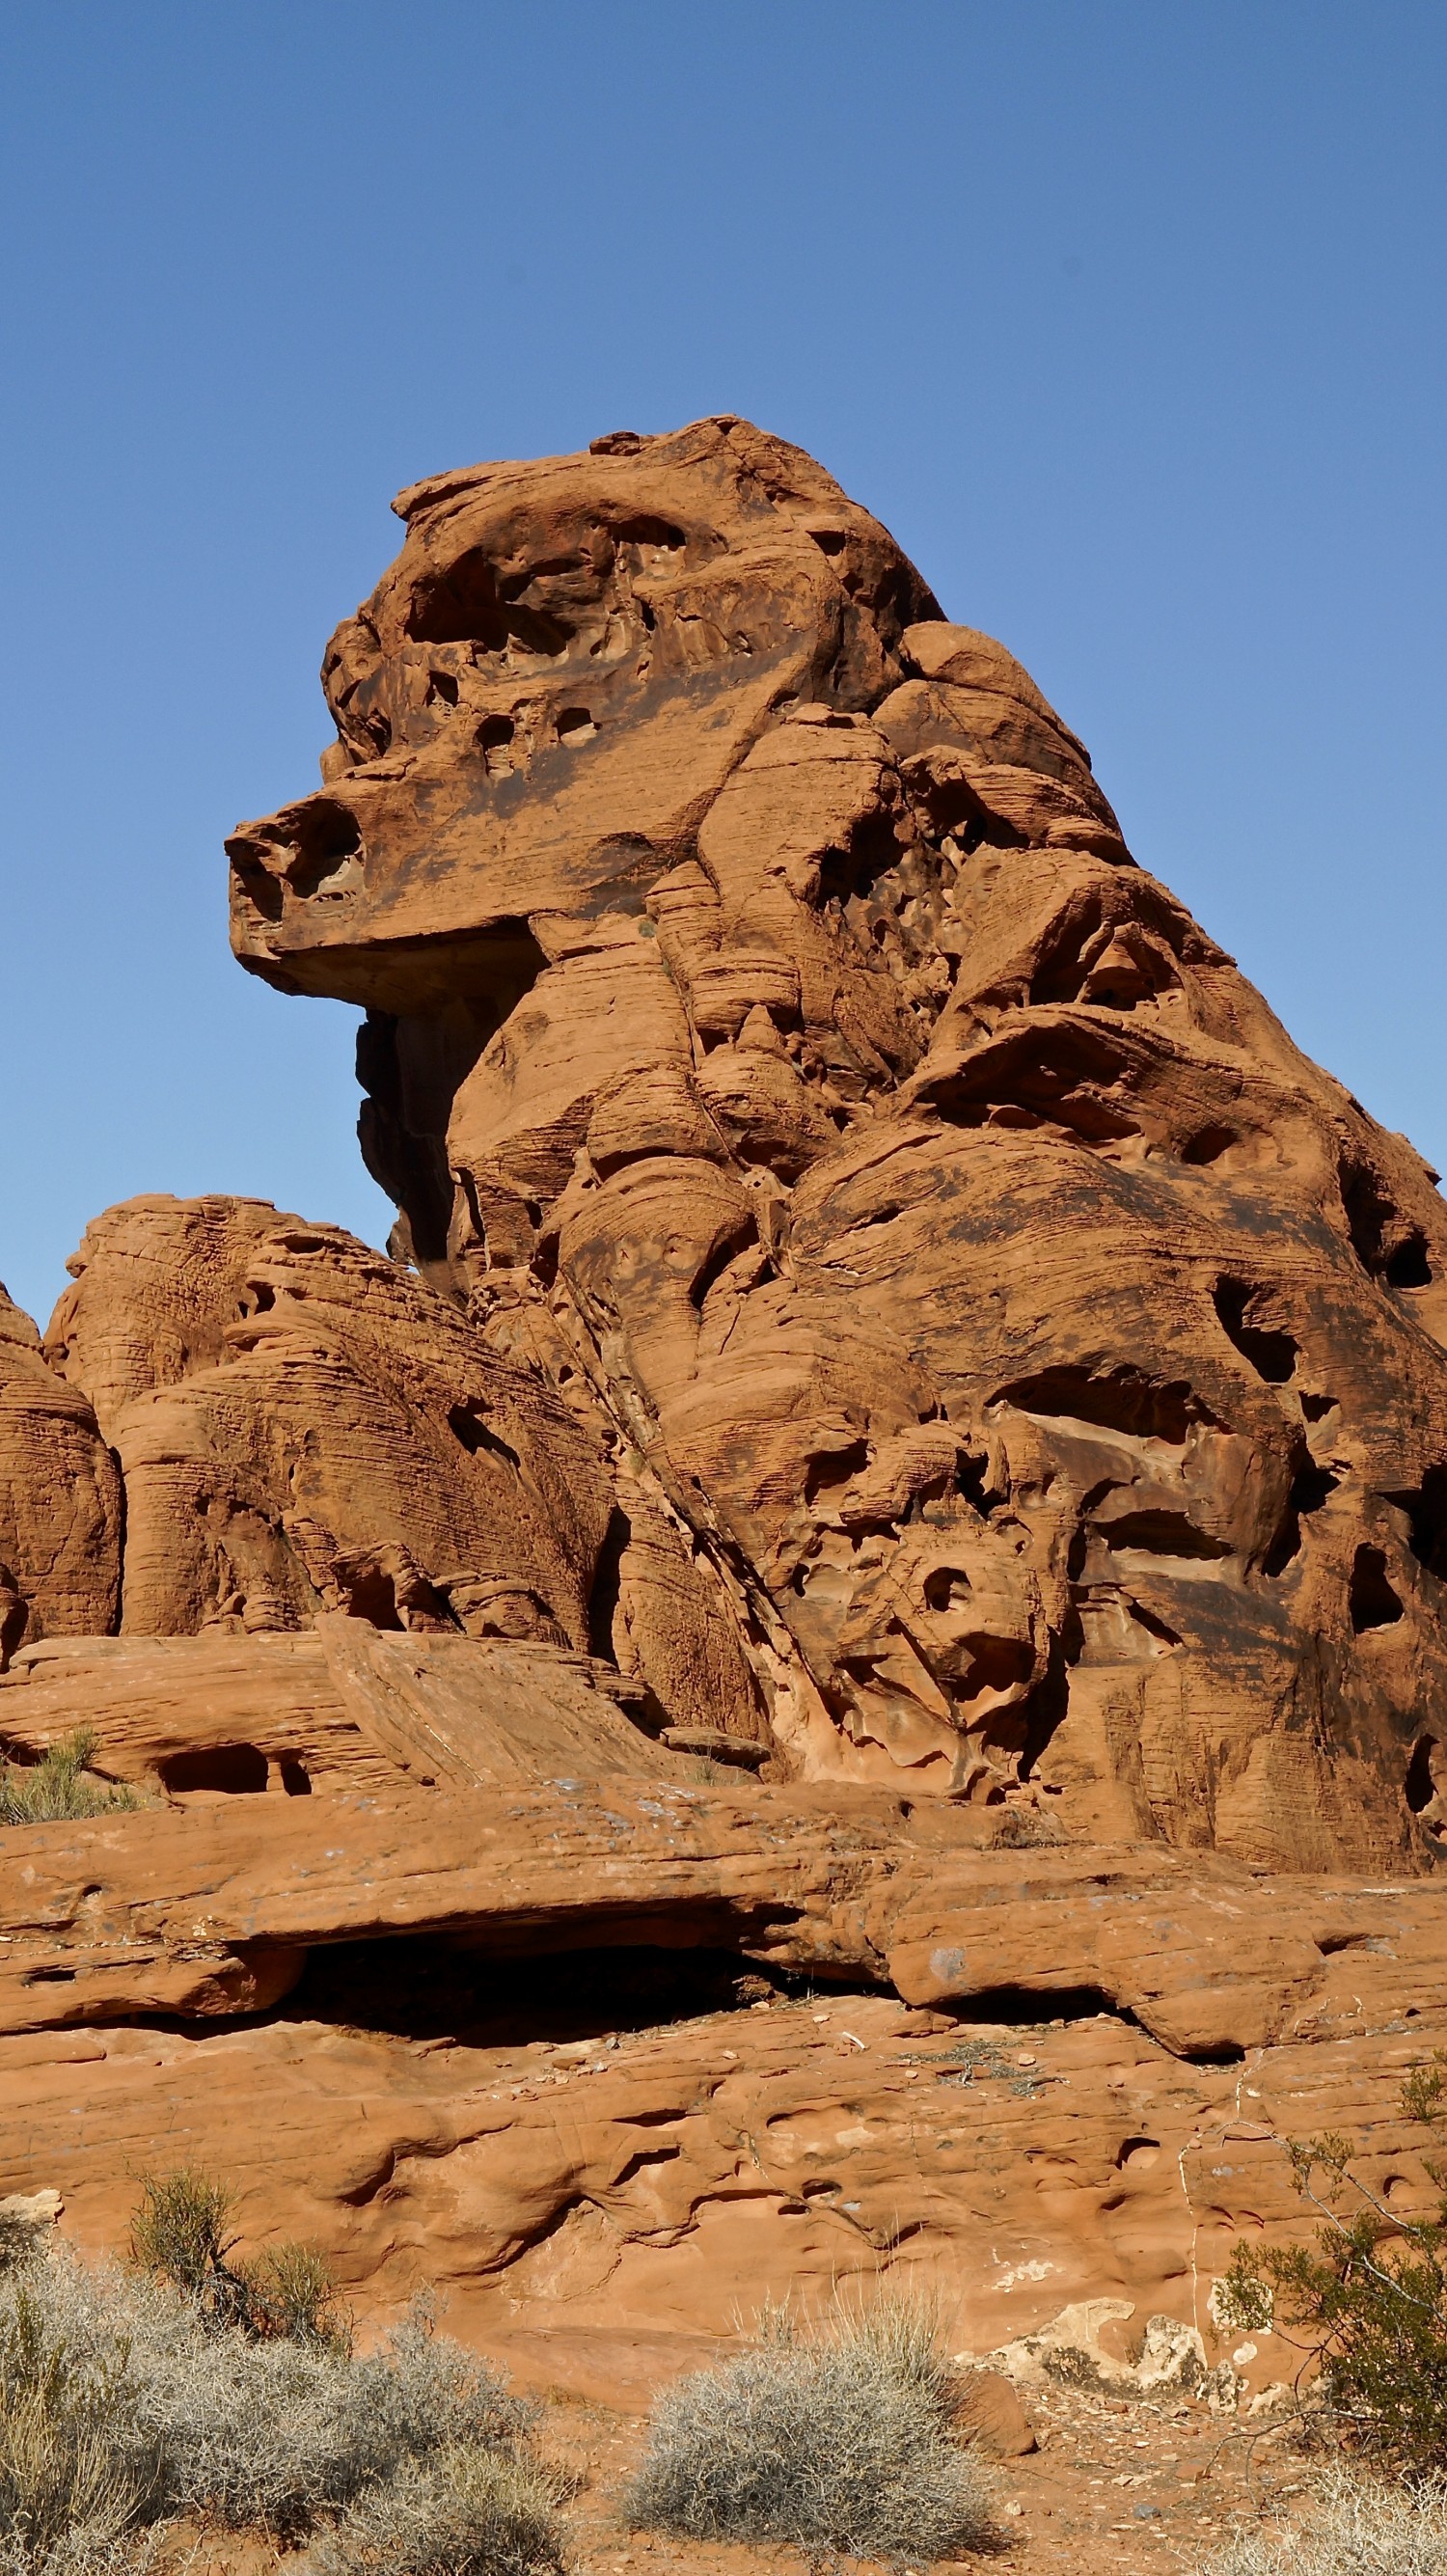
(276, 1938, 887, 2050)
(158, 1743, 270, 1796)
(1212, 1278, 1298, 1384)
(1386, 1232, 1433, 1289)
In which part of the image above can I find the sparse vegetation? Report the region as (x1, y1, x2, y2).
(0, 1732, 139, 1828)
(1218, 2055, 1447, 2471)
(0, 2169, 560, 2576)
(239, 2239, 352, 2352)
(310, 2444, 566, 2576)
(1200, 2468, 1447, 2573)
(127, 2164, 347, 2349)
(624, 2288, 997, 2563)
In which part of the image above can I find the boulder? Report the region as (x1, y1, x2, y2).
(953, 2368, 1038, 2457)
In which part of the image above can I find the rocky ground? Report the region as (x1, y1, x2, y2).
(549, 2377, 1317, 2575)
(172, 2368, 1319, 2576)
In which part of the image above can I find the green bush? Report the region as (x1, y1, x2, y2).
(624, 2290, 997, 2563)
(1218, 2055, 1447, 2472)
(237, 2239, 352, 2353)
(0, 1733, 139, 1828)
(129, 2166, 348, 2348)
(128, 2165, 240, 2320)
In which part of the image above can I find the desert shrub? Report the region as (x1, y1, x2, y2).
(624, 2289, 997, 2562)
(0, 2256, 165, 2576)
(1218, 2056, 1447, 2472)
(130, 2166, 348, 2349)
(0, 2230, 542, 2569)
(235, 2239, 352, 2352)
(1200, 2468, 1447, 2572)
(128, 2165, 243, 2322)
(309, 2444, 565, 2576)
(0, 1734, 139, 1828)
(0, 2217, 43, 2280)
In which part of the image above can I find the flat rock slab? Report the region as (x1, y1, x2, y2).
(2, 1774, 1443, 2054)
(0, 1625, 685, 1798)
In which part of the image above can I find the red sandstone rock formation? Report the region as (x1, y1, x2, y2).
(0, 1284, 121, 1663)
(2, 419, 1446, 2396)
(218, 416, 1447, 1868)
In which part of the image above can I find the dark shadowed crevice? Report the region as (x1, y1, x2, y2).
(1179, 1123, 1238, 1165)
(995, 1365, 1218, 1446)
(1099, 1511, 1231, 1561)
(354, 923, 548, 1277)
(918, 1985, 1118, 2031)
(1263, 1459, 1339, 1577)
(159, 1744, 270, 1796)
(1386, 1234, 1433, 1289)
(266, 1940, 885, 2050)
(1406, 1734, 1441, 1819)
(587, 1507, 631, 1666)
(919, 1022, 1142, 1146)
(1386, 1467, 1447, 1582)
(1338, 1155, 1433, 1291)
(1350, 1545, 1405, 1632)
(406, 546, 572, 656)
(447, 1403, 521, 1469)
(689, 1219, 758, 1313)
(1212, 1278, 1298, 1384)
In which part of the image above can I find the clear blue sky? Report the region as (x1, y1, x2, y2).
(3, 3, 1443, 1330)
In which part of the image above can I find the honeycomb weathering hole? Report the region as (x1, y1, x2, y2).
(995, 1365, 1214, 1446)
(1386, 1232, 1433, 1289)
(1213, 1278, 1298, 1384)
(1351, 1545, 1405, 1632)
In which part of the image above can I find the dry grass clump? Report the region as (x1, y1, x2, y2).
(0, 2173, 558, 2576)
(624, 2288, 997, 2563)
(1200, 2470, 1447, 2572)
(0, 1732, 139, 1828)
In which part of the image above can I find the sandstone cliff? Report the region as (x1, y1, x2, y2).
(1, 419, 1444, 2405)
(220, 414, 1447, 1869)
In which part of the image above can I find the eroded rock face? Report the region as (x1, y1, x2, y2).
(3, 417, 1447, 2390)
(45, 1194, 614, 1651)
(0, 1286, 121, 1664)
(41, 1191, 765, 1747)
(6, 1916, 1443, 2410)
(222, 418, 1447, 1869)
